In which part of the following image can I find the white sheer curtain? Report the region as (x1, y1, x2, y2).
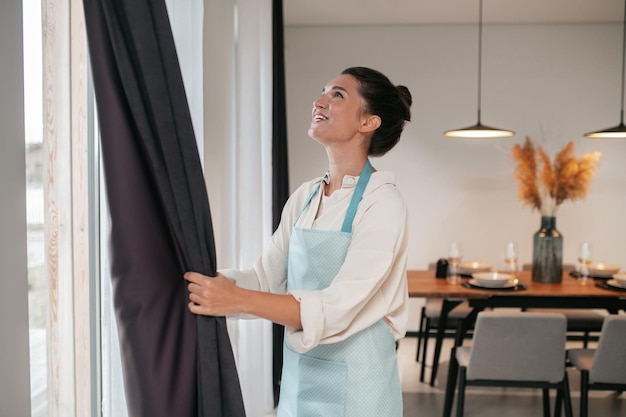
(165, 0, 204, 158)
(203, 0, 274, 416)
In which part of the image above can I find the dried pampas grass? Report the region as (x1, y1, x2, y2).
(510, 137, 601, 216)
(511, 138, 542, 212)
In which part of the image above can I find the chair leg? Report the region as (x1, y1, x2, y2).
(430, 317, 446, 386)
(420, 317, 431, 382)
(554, 378, 574, 417)
(455, 367, 467, 417)
(555, 387, 562, 417)
(562, 372, 573, 417)
(580, 371, 589, 417)
(416, 306, 426, 362)
(582, 331, 589, 348)
(542, 388, 550, 417)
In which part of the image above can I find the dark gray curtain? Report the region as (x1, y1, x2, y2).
(82, 1, 246, 416)
(271, 0, 289, 407)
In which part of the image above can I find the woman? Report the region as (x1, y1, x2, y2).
(185, 66, 412, 416)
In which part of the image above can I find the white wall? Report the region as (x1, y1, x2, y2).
(284, 22, 626, 271)
(1, 16, 624, 413)
(0, 1, 32, 416)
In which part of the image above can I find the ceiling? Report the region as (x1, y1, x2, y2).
(284, 0, 624, 26)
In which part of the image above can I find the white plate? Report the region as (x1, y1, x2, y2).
(468, 278, 517, 289)
(458, 262, 492, 274)
(472, 272, 513, 286)
(606, 279, 626, 289)
(612, 272, 626, 285)
(588, 263, 620, 277)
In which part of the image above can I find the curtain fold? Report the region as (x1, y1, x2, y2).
(82, 0, 246, 416)
(271, 0, 290, 407)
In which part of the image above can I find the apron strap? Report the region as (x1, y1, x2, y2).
(294, 184, 321, 226)
(341, 160, 373, 233)
(294, 160, 373, 232)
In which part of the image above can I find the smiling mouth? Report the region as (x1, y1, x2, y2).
(312, 114, 328, 122)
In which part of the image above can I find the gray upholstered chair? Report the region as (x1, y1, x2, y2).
(455, 311, 573, 417)
(567, 315, 626, 417)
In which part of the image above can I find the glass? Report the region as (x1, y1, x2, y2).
(578, 242, 593, 286)
(503, 241, 519, 277)
(447, 241, 463, 285)
(23, 0, 48, 415)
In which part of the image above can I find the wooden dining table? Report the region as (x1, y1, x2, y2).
(407, 269, 626, 417)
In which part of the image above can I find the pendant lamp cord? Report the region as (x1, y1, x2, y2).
(616, 0, 626, 125)
(476, 0, 483, 124)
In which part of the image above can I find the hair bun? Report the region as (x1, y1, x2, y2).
(396, 85, 412, 122)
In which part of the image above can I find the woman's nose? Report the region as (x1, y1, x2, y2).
(313, 96, 327, 108)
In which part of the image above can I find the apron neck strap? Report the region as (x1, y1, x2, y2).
(341, 160, 373, 233)
(295, 184, 321, 225)
(294, 160, 373, 232)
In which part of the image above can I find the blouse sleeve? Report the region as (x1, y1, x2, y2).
(286, 183, 409, 353)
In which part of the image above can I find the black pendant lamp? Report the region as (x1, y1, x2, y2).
(444, 0, 514, 138)
(584, 0, 626, 139)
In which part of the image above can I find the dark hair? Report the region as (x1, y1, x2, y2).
(341, 67, 412, 156)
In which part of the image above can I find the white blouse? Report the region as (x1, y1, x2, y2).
(220, 170, 409, 354)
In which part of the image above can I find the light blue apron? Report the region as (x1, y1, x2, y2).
(277, 160, 402, 417)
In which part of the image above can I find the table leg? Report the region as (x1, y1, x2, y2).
(442, 307, 480, 417)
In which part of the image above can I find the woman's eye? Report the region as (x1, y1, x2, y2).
(334, 92, 344, 98)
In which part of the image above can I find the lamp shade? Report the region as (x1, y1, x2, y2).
(584, 0, 626, 139)
(584, 122, 626, 139)
(444, 122, 515, 138)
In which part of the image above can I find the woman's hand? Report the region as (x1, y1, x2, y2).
(185, 271, 302, 329)
(185, 272, 242, 316)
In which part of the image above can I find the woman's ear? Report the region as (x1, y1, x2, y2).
(360, 114, 381, 133)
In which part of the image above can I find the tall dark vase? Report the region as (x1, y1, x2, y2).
(532, 216, 563, 283)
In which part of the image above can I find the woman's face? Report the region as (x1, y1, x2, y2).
(308, 74, 370, 146)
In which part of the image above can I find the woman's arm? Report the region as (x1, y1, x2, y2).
(185, 272, 302, 329)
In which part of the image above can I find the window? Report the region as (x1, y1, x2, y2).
(24, 0, 99, 415)
(24, 2, 210, 415)
(23, 0, 47, 414)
